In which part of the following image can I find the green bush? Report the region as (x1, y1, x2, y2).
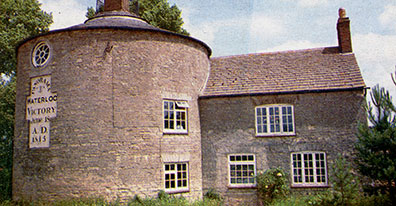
(203, 188, 222, 201)
(0, 197, 116, 206)
(256, 168, 289, 205)
(127, 190, 223, 206)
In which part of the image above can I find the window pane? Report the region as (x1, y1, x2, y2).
(164, 121, 169, 129)
(242, 155, 247, 161)
(170, 121, 174, 129)
(231, 178, 236, 183)
(248, 155, 254, 161)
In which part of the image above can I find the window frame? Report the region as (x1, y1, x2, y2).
(228, 154, 256, 188)
(32, 41, 51, 68)
(290, 151, 328, 187)
(163, 100, 188, 134)
(164, 162, 189, 193)
(255, 104, 295, 137)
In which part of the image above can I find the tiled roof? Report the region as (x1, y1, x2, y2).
(201, 47, 365, 97)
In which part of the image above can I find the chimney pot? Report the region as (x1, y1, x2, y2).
(338, 8, 346, 18)
(104, 0, 130, 12)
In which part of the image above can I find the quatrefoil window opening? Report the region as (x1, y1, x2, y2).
(32, 42, 50, 67)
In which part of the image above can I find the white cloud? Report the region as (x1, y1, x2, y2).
(177, 6, 217, 47)
(180, 8, 285, 49)
(249, 13, 285, 40)
(39, 0, 88, 30)
(353, 33, 396, 98)
(259, 40, 325, 52)
(379, 4, 396, 31)
(298, 0, 328, 8)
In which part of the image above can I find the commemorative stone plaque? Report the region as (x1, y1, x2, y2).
(26, 75, 57, 148)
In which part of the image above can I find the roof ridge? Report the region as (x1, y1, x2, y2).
(211, 46, 340, 59)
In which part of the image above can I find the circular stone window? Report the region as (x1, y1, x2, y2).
(32, 42, 50, 67)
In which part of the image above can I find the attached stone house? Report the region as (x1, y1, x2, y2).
(200, 47, 366, 204)
(13, 0, 366, 205)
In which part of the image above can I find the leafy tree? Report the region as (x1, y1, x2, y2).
(355, 85, 396, 205)
(0, 0, 53, 75)
(86, 0, 189, 35)
(86, 7, 96, 19)
(330, 154, 360, 206)
(0, 77, 15, 201)
(0, 0, 52, 200)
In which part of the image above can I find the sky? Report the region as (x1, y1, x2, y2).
(36, 0, 396, 101)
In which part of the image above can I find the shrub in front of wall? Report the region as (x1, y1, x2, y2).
(256, 168, 289, 205)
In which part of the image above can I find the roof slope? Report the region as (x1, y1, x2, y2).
(202, 47, 365, 97)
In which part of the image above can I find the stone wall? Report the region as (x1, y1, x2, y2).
(14, 29, 209, 201)
(199, 90, 366, 205)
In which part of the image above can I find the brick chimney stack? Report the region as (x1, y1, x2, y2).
(104, 0, 130, 12)
(337, 8, 352, 53)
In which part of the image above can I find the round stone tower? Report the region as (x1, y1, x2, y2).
(13, 0, 210, 201)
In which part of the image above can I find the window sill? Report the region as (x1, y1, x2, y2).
(165, 189, 190, 194)
(163, 130, 188, 135)
(256, 133, 296, 138)
(227, 184, 257, 189)
(291, 184, 329, 188)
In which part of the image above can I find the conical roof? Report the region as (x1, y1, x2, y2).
(70, 11, 159, 30)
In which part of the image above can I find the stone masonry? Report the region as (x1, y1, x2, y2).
(13, 2, 366, 205)
(14, 28, 210, 201)
(199, 90, 366, 205)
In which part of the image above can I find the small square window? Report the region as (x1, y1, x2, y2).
(163, 100, 188, 134)
(164, 162, 188, 193)
(228, 154, 256, 187)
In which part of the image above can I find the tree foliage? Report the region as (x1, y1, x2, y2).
(0, 0, 52, 201)
(86, 0, 189, 35)
(0, 0, 53, 75)
(355, 85, 396, 204)
(330, 154, 360, 206)
(0, 78, 15, 201)
(256, 168, 289, 205)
